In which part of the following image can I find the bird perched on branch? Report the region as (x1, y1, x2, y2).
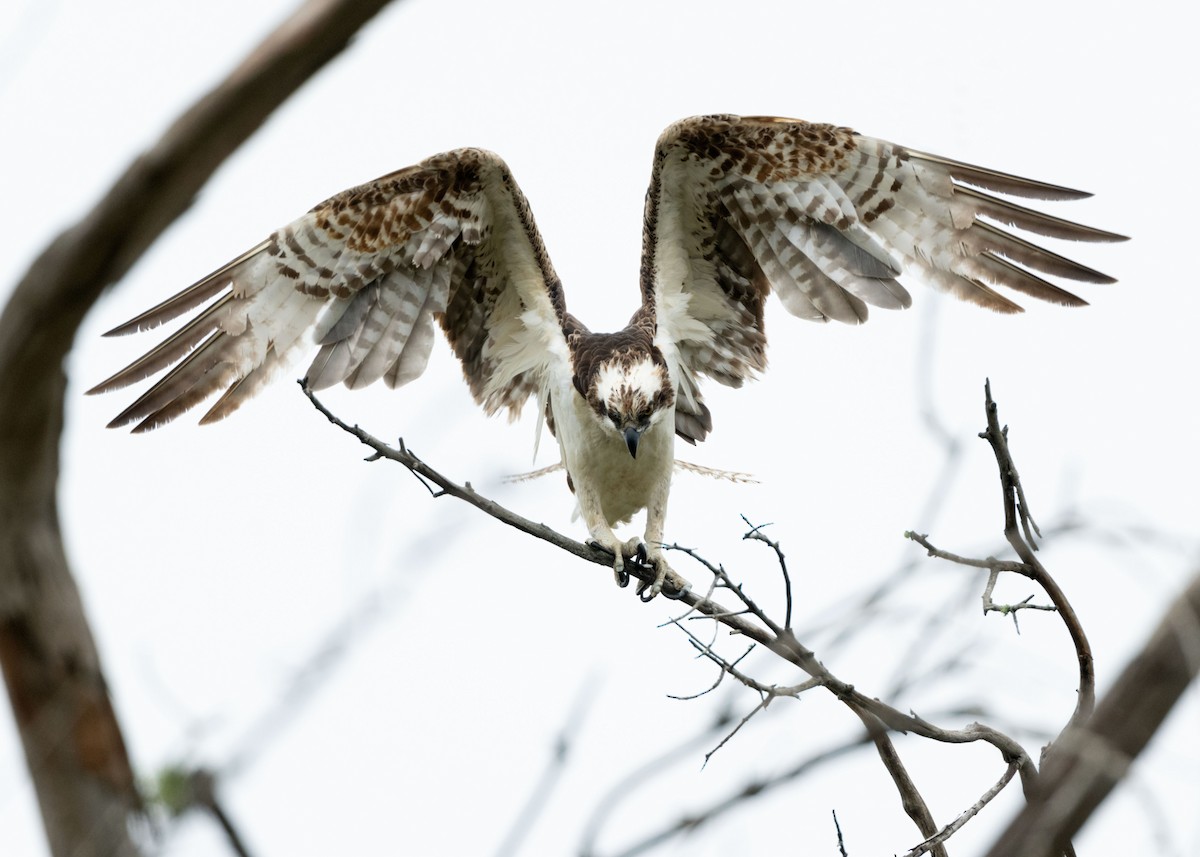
(91, 114, 1124, 599)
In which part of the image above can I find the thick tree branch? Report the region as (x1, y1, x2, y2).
(984, 568, 1200, 857)
(0, 3, 398, 855)
(868, 718, 948, 857)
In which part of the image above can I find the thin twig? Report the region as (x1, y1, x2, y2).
(833, 809, 849, 857)
(903, 761, 1018, 857)
(663, 623, 824, 768)
(703, 696, 771, 768)
(905, 533, 1057, 623)
(665, 540, 783, 636)
(184, 770, 255, 857)
(905, 532, 1030, 574)
(740, 516, 794, 630)
(301, 382, 671, 586)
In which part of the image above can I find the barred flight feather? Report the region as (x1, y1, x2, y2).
(93, 116, 1124, 598)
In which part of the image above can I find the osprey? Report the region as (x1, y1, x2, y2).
(91, 115, 1124, 598)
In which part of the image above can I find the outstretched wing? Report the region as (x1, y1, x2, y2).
(642, 114, 1126, 442)
(90, 149, 571, 432)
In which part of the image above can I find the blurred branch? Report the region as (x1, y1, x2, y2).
(495, 677, 601, 857)
(155, 767, 255, 857)
(578, 703, 736, 857)
(596, 733, 874, 857)
(984, 567, 1200, 857)
(0, 2, 399, 855)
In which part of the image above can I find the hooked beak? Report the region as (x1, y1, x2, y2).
(623, 426, 641, 458)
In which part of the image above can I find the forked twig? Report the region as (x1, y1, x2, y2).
(979, 381, 1095, 733)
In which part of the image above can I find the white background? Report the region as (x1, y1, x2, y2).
(2, 1, 1197, 855)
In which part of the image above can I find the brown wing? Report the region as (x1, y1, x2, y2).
(642, 114, 1126, 441)
(89, 149, 571, 432)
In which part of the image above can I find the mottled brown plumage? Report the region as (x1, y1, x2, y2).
(91, 115, 1125, 597)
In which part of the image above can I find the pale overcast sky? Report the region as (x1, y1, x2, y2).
(2, 1, 1197, 855)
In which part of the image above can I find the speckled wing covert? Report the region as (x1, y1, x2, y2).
(642, 115, 1126, 443)
(89, 149, 571, 432)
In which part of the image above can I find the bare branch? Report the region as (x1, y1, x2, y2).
(979, 381, 1095, 735)
(663, 539, 782, 636)
(301, 382, 633, 574)
(303, 384, 1045, 851)
(904, 533, 1057, 622)
(703, 696, 772, 768)
(176, 769, 256, 857)
(667, 642, 755, 701)
(740, 516, 794, 630)
(662, 623, 823, 769)
(905, 531, 1030, 574)
(868, 724, 947, 857)
(833, 809, 849, 857)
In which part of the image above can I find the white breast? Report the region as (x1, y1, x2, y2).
(551, 384, 675, 527)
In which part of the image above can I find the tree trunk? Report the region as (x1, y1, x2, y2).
(0, 1, 399, 852)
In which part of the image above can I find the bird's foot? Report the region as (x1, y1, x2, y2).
(587, 537, 690, 601)
(587, 535, 632, 589)
(629, 540, 691, 602)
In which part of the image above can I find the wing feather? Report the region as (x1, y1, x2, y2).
(101, 242, 269, 337)
(92, 150, 569, 430)
(384, 263, 450, 389)
(643, 114, 1125, 424)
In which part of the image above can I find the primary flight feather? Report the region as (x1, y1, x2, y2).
(91, 114, 1125, 598)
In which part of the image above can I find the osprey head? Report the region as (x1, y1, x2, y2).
(583, 352, 675, 459)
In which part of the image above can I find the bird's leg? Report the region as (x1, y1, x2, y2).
(579, 488, 632, 588)
(585, 529, 631, 588)
(638, 480, 690, 601)
(579, 484, 687, 600)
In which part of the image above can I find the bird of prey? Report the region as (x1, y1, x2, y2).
(90, 114, 1124, 599)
